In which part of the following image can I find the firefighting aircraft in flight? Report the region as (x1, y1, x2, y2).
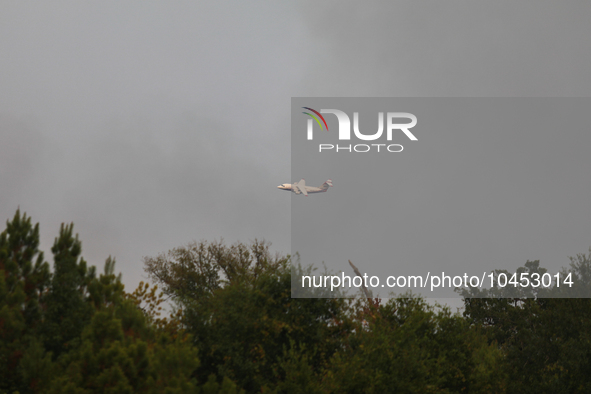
(277, 179, 333, 196)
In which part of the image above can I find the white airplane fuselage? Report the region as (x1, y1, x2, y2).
(277, 179, 332, 196)
(277, 184, 325, 193)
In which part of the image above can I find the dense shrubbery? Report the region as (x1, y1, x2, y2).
(2, 209, 591, 393)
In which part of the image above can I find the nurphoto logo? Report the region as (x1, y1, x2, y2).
(302, 107, 418, 153)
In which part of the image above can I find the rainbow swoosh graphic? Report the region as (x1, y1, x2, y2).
(302, 107, 329, 131)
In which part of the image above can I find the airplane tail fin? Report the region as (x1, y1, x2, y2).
(320, 179, 333, 191)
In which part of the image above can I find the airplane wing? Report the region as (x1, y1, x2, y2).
(293, 179, 308, 196)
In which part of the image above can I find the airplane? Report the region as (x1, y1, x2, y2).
(277, 179, 333, 196)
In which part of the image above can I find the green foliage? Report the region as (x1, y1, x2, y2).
(554, 248, 591, 297)
(0, 210, 241, 393)
(47, 255, 204, 393)
(269, 342, 324, 394)
(18, 338, 57, 393)
(200, 375, 245, 394)
(0, 209, 51, 393)
(462, 255, 591, 393)
(322, 295, 505, 393)
(143, 240, 505, 393)
(144, 240, 348, 392)
(127, 281, 185, 339)
(42, 223, 95, 358)
(5, 209, 591, 393)
(48, 309, 200, 394)
(465, 295, 591, 392)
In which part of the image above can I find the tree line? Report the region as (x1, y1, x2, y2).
(1, 209, 591, 393)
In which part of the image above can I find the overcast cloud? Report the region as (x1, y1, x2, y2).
(1, 1, 590, 300)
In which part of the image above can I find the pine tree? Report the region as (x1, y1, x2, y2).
(42, 223, 95, 358)
(0, 209, 51, 393)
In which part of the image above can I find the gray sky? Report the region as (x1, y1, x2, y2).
(2, 1, 591, 301)
(291, 98, 591, 299)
